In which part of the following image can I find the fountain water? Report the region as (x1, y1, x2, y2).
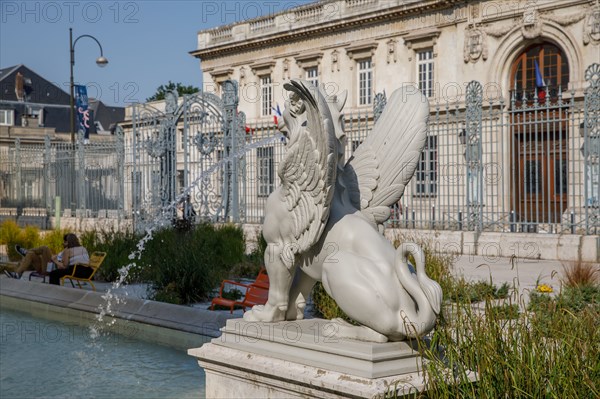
(90, 132, 284, 338)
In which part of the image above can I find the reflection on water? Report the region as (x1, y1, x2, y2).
(0, 308, 205, 399)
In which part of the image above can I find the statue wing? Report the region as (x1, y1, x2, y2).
(342, 87, 429, 226)
(279, 80, 339, 261)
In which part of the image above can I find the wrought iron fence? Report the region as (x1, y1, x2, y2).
(241, 64, 599, 235)
(1, 65, 598, 235)
(0, 132, 124, 226)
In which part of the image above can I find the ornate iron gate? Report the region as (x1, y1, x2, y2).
(130, 80, 245, 232)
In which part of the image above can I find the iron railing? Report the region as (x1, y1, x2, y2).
(1, 64, 598, 235)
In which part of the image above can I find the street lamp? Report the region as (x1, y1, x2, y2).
(69, 27, 108, 143)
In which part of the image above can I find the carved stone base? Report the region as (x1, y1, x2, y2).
(188, 319, 470, 398)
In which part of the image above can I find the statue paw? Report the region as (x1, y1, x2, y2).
(285, 301, 306, 320)
(243, 303, 286, 322)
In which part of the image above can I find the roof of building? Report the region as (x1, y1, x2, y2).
(0, 64, 125, 134)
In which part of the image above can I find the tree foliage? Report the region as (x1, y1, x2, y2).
(146, 81, 200, 102)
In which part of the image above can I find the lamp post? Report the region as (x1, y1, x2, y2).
(69, 27, 108, 143)
(68, 28, 108, 212)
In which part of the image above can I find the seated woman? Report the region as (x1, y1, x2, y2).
(48, 233, 90, 286)
(4, 234, 90, 283)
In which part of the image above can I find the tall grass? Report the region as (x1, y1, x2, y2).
(416, 292, 599, 398)
(382, 237, 600, 398)
(305, 232, 599, 398)
(561, 261, 599, 289)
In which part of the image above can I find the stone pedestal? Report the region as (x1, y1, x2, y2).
(189, 319, 455, 398)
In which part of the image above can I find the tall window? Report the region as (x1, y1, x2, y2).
(261, 75, 273, 117)
(306, 67, 318, 87)
(0, 109, 14, 126)
(415, 135, 437, 196)
(417, 49, 434, 98)
(511, 43, 569, 101)
(257, 146, 274, 196)
(358, 59, 372, 106)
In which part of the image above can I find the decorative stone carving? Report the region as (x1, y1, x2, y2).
(243, 80, 442, 342)
(522, 8, 543, 39)
(282, 58, 291, 80)
(464, 26, 488, 63)
(545, 10, 586, 27)
(386, 39, 397, 64)
(331, 49, 340, 72)
(482, 23, 513, 38)
(583, 7, 600, 45)
(164, 90, 178, 114)
(238, 66, 246, 86)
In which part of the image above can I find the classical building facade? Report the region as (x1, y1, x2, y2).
(189, 0, 599, 245)
(192, 0, 598, 117)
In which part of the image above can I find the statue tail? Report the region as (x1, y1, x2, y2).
(396, 243, 442, 316)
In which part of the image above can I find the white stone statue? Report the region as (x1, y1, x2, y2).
(244, 80, 442, 342)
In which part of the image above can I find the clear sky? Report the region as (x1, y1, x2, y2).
(1, 0, 312, 106)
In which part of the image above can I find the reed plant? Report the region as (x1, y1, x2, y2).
(382, 243, 600, 398)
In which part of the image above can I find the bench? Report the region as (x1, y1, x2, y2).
(210, 268, 269, 314)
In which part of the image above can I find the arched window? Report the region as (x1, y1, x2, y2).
(510, 43, 569, 101)
(509, 42, 571, 227)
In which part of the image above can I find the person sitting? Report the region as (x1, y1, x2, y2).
(4, 242, 55, 279)
(47, 233, 91, 286)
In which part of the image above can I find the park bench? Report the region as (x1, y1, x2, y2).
(210, 268, 269, 314)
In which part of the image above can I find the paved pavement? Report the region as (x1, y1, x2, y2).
(3, 254, 570, 310)
(451, 254, 566, 301)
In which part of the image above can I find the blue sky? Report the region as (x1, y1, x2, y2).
(1, 1, 312, 106)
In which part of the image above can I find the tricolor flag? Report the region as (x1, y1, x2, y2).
(272, 104, 282, 125)
(534, 59, 546, 101)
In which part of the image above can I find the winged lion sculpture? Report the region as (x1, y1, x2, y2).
(244, 80, 442, 342)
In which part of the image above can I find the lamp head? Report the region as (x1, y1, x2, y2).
(96, 56, 108, 67)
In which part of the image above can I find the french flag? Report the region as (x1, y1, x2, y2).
(534, 60, 546, 101)
(272, 104, 282, 125)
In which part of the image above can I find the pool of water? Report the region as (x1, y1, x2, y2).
(0, 307, 205, 398)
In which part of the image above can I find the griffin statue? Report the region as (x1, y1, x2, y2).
(244, 80, 442, 343)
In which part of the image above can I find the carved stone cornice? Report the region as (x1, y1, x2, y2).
(250, 60, 276, 76)
(295, 52, 323, 69)
(208, 68, 234, 83)
(345, 42, 378, 60)
(403, 28, 441, 50)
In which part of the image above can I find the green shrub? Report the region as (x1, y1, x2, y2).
(446, 279, 511, 303)
(0, 220, 41, 260)
(41, 228, 70, 254)
(80, 229, 141, 282)
(228, 230, 267, 279)
(143, 223, 246, 304)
